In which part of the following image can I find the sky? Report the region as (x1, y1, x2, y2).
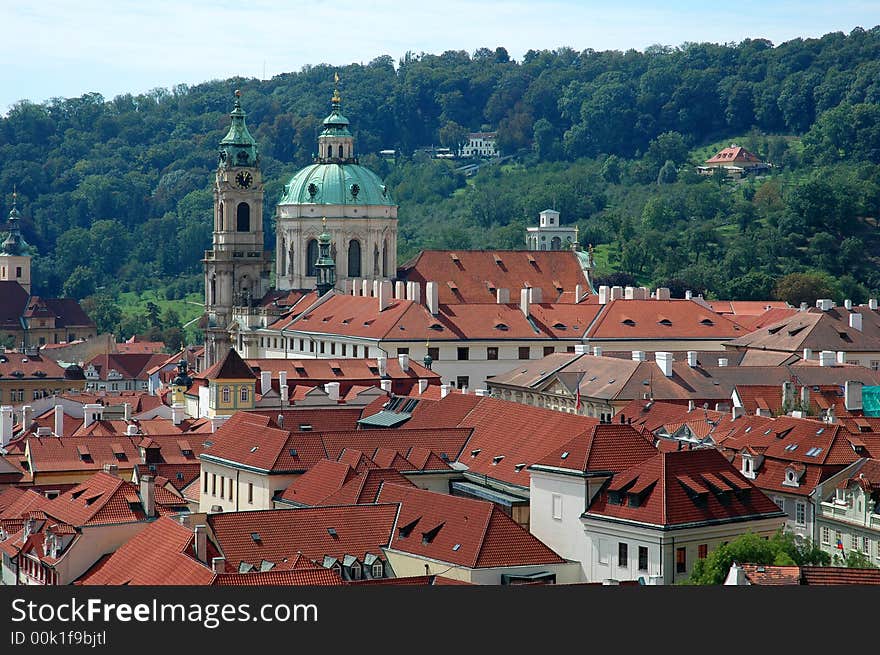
(1, 0, 877, 114)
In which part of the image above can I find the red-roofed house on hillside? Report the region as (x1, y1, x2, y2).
(0, 472, 188, 585)
(527, 423, 659, 580)
(581, 448, 785, 584)
(698, 144, 770, 177)
(812, 458, 880, 565)
(83, 353, 168, 393)
(377, 484, 580, 584)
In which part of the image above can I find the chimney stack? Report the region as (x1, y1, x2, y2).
(732, 406, 745, 420)
(395, 281, 406, 299)
(655, 287, 671, 300)
(819, 351, 836, 367)
(460, 386, 468, 395)
(598, 285, 609, 305)
(816, 298, 834, 311)
(688, 400, 695, 411)
(870, 298, 878, 311)
(418, 379, 428, 394)
(260, 371, 272, 396)
(21, 405, 33, 431)
(103, 463, 118, 476)
(624, 286, 635, 300)
(279, 370, 287, 388)
(850, 313, 863, 332)
(440, 384, 452, 398)
(718, 358, 729, 367)
(426, 282, 439, 315)
(377, 356, 388, 378)
(380, 380, 392, 393)
(592, 346, 603, 357)
(141, 475, 156, 518)
(324, 382, 340, 402)
(398, 353, 410, 372)
(171, 403, 185, 426)
(631, 350, 646, 362)
(372, 279, 380, 298)
(280, 385, 289, 407)
(378, 280, 393, 311)
(574, 285, 583, 303)
(496, 288, 510, 304)
(845, 380, 863, 411)
(212, 556, 225, 573)
(125, 424, 138, 436)
(361, 279, 370, 297)
(687, 351, 698, 367)
(194, 524, 207, 562)
(529, 286, 543, 304)
(803, 348, 812, 361)
(574, 344, 588, 355)
(520, 288, 531, 318)
(800, 385, 810, 409)
(845, 299, 853, 310)
(837, 351, 847, 365)
(83, 403, 103, 429)
(610, 286, 624, 301)
(685, 290, 693, 300)
(123, 403, 132, 422)
(782, 381, 794, 409)
(53, 404, 64, 437)
(656, 352, 673, 377)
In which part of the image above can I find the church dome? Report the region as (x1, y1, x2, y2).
(280, 163, 393, 206)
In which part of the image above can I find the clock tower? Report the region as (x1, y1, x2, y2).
(203, 90, 272, 368)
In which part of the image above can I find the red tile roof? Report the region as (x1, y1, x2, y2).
(279, 459, 358, 506)
(531, 423, 658, 474)
(208, 505, 398, 571)
(0, 353, 67, 379)
(586, 449, 784, 528)
(239, 408, 364, 432)
(84, 353, 168, 381)
(319, 469, 415, 506)
(740, 564, 801, 585)
(77, 516, 215, 585)
(398, 249, 591, 305)
(198, 347, 255, 381)
(705, 145, 764, 165)
(378, 484, 565, 568)
(212, 569, 344, 586)
(585, 299, 744, 340)
(740, 564, 880, 585)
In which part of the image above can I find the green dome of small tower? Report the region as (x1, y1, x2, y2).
(218, 89, 259, 169)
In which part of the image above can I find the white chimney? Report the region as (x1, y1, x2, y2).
(171, 403, 185, 426)
(83, 403, 103, 428)
(639, 287, 651, 299)
(782, 381, 794, 408)
(496, 288, 510, 304)
(655, 287, 671, 300)
(212, 556, 225, 573)
(260, 371, 272, 395)
(440, 384, 452, 398)
(348, 279, 357, 295)
(324, 382, 340, 402)
(460, 386, 468, 395)
(656, 352, 673, 377)
(871, 298, 878, 310)
(418, 379, 428, 394)
(361, 279, 370, 297)
(529, 286, 543, 304)
(688, 400, 695, 411)
(598, 285, 609, 305)
(845, 380, 863, 411)
(732, 406, 745, 420)
(398, 353, 410, 372)
(194, 524, 207, 562)
(520, 287, 531, 317)
(592, 346, 603, 357)
(102, 462, 118, 475)
(718, 358, 729, 367)
(610, 285, 624, 301)
(378, 280, 393, 311)
(125, 424, 138, 436)
(574, 285, 583, 303)
(426, 281, 439, 315)
(574, 344, 588, 355)
(123, 403, 132, 421)
(624, 286, 635, 300)
(837, 351, 847, 364)
(279, 385, 289, 408)
(475, 389, 489, 396)
(816, 298, 834, 311)
(799, 302, 808, 311)
(53, 405, 64, 437)
(819, 351, 836, 367)
(845, 299, 853, 310)
(377, 356, 388, 378)
(372, 279, 380, 298)
(279, 370, 287, 388)
(380, 379, 392, 393)
(685, 290, 693, 300)
(395, 281, 406, 299)
(141, 475, 156, 518)
(687, 351, 698, 367)
(410, 282, 421, 304)
(21, 405, 33, 430)
(632, 350, 646, 362)
(803, 348, 812, 361)
(1, 406, 14, 446)
(850, 313, 863, 332)
(800, 385, 810, 408)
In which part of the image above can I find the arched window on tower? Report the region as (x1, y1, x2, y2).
(236, 202, 250, 232)
(306, 239, 319, 277)
(338, 145, 344, 158)
(327, 145, 332, 158)
(218, 202, 224, 231)
(348, 240, 361, 277)
(210, 276, 216, 306)
(551, 236, 562, 250)
(382, 239, 388, 277)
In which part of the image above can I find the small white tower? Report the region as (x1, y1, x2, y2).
(525, 209, 578, 251)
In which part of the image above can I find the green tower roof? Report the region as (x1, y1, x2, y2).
(218, 90, 259, 168)
(1, 192, 29, 256)
(280, 163, 394, 206)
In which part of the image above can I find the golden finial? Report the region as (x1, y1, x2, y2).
(322, 216, 327, 228)
(12, 184, 16, 205)
(234, 89, 241, 98)
(331, 72, 341, 103)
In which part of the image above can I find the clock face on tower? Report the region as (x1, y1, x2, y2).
(235, 171, 253, 189)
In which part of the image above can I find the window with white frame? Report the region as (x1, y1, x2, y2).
(863, 537, 870, 553)
(821, 526, 830, 545)
(598, 539, 608, 565)
(851, 534, 859, 550)
(240, 387, 249, 402)
(552, 493, 562, 520)
(774, 497, 785, 511)
(222, 386, 230, 404)
(371, 561, 383, 578)
(796, 502, 805, 525)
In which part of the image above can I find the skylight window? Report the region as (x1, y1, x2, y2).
(784, 444, 799, 452)
(492, 455, 505, 465)
(805, 447, 823, 457)
(452, 544, 461, 551)
(816, 428, 825, 435)
(250, 446, 259, 453)
(250, 532, 261, 542)
(560, 451, 570, 459)
(327, 528, 338, 538)
(470, 449, 481, 457)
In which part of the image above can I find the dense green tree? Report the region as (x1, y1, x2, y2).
(773, 272, 837, 306)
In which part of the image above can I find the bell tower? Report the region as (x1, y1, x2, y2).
(203, 90, 272, 368)
(0, 189, 32, 293)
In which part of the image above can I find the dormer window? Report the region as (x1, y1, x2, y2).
(783, 469, 801, 488)
(371, 561, 384, 578)
(349, 560, 362, 580)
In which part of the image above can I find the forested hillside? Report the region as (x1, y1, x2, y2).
(2, 27, 880, 342)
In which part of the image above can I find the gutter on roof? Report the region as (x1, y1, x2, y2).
(198, 454, 306, 476)
(580, 508, 786, 531)
(527, 464, 614, 478)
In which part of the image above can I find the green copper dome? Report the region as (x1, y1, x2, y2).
(218, 90, 259, 169)
(280, 163, 394, 206)
(1, 197, 29, 256)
